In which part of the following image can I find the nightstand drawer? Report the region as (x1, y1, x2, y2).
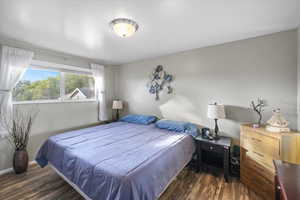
(199, 142, 224, 154)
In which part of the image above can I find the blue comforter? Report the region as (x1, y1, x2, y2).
(36, 122, 195, 200)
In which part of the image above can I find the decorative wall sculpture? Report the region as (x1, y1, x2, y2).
(148, 65, 173, 100)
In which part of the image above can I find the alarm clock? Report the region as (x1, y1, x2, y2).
(201, 128, 214, 140)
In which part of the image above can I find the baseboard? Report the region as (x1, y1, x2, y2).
(0, 160, 37, 176)
(0, 167, 13, 176)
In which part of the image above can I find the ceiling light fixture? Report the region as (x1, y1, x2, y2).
(110, 18, 139, 38)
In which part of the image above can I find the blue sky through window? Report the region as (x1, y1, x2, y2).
(22, 68, 59, 82)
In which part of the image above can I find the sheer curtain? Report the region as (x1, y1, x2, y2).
(0, 46, 34, 136)
(91, 63, 108, 121)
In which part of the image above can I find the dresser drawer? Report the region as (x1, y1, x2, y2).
(241, 130, 280, 159)
(241, 167, 274, 200)
(241, 149, 274, 182)
(247, 151, 275, 173)
(199, 142, 224, 154)
(240, 148, 275, 200)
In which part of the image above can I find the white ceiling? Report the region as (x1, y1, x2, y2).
(0, 0, 299, 65)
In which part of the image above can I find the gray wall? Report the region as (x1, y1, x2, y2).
(0, 36, 116, 171)
(298, 28, 300, 130)
(115, 30, 298, 139)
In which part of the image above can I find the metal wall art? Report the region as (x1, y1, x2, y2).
(148, 65, 173, 100)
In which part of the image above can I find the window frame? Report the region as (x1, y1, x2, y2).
(13, 60, 97, 105)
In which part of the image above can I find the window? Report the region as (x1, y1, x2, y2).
(63, 72, 95, 100)
(13, 65, 95, 103)
(13, 68, 61, 102)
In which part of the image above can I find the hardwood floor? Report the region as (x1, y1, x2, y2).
(0, 164, 262, 200)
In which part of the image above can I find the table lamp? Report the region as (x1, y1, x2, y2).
(207, 103, 226, 140)
(112, 100, 123, 120)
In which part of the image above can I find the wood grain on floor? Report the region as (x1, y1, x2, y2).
(0, 164, 262, 200)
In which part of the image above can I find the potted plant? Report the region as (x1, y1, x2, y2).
(0, 106, 38, 174)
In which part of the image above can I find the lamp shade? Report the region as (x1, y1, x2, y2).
(207, 103, 226, 119)
(112, 100, 123, 110)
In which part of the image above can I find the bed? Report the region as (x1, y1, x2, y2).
(36, 121, 196, 200)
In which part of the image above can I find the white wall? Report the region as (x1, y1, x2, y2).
(0, 36, 116, 171)
(115, 30, 298, 139)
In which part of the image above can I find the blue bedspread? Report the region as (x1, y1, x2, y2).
(36, 122, 195, 200)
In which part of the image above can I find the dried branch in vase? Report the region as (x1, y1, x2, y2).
(0, 105, 39, 151)
(250, 98, 265, 127)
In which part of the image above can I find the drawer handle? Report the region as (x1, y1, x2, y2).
(209, 146, 214, 150)
(277, 185, 281, 190)
(253, 151, 264, 157)
(251, 138, 262, 142)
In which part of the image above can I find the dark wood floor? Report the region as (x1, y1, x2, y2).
(0, 164, 262, 200)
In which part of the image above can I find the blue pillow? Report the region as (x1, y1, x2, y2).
(119, 114, 157, 125)
(156, 119, 199, 137)
(184, 123, 199, 137)
(155, 119, 188, 132)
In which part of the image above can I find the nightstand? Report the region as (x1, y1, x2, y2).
(195, 135, 232, 182)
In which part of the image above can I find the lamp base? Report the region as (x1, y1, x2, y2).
(207, 135, 220, 141)
(213, 119, 220, 140)
(116, 109, 120, 121)
(212, 134, 220, 140)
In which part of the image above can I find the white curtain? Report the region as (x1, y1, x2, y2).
(0, 46, 34, 136)
(91, 63, 108, 121)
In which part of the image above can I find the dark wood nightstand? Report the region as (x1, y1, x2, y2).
(195, 135, 232, 182)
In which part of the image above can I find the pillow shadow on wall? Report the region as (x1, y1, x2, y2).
(159, 95, 203, 124)
(225, 105, 258, 124)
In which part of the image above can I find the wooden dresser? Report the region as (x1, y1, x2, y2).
(240, 124, 300, 200)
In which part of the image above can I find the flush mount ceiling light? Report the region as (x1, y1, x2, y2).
(110, 18, 139, 38)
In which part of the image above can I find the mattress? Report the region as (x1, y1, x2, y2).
(36, 122, 195, 200)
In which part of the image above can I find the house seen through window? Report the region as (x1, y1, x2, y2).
(13, 67, 95, 102)
(63, 72, 95, 100)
